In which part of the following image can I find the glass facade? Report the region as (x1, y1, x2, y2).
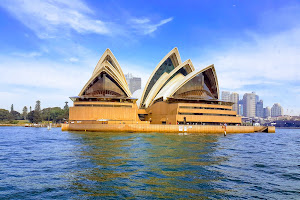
(82, 72, 127, 98)
(157, 67, 188, 95)
(142, 58, 175, 107)
(172, 68, 218, 100)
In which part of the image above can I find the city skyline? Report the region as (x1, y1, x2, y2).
(221, 90, 285, 118)
(0, 0, 299, 115)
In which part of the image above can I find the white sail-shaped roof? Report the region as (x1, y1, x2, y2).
(153, 64, 219, 103)
(92, 49, 128, 86)
(144, 59, 195, 108)
(79, 49, 132, 98)
(139, 47, 182, 108)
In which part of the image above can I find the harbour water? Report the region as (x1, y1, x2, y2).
(0, 127, 299, 199)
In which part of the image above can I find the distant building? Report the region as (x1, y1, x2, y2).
(255, 95, 259, 104)
(271, 103, 283, 117)
(221, 91, 230, 102)
(264, 106, 271, 118)
(125, 73, 142, 94)
(256, 100, 264, 117)
(230, 92, 239, 114)
(238, 99, 243, 116)
(243, 92, 256, 117)
(239, 104, 243, 116)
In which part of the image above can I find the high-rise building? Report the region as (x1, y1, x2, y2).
(230, 92, 239, 114)
(125, 73, 141, 94)
(243, 92, 256, 117)
(256, 100, 264, 117)
(221, 91, 230, 102)
(271, 103, 283, 117)
(238, 99, 243, 116)
(239, 104, 243, 116)
(264, 106, 271, 118)
(255, 95, 259, 104)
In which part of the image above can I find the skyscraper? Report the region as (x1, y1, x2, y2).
(239, 104, 243, 116)
(255, 95, 259, 104)
(230, 92, 239, 114)
(264, 106, 271, 118)
(125, 73, 142, 94)
(256, 100, 264, 117)
(271, 103, 283, 117)
(221, 91, 230, 102)
(243, 92, 256, 117)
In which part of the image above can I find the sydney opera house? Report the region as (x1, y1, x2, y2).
(68, 48, 242, 127)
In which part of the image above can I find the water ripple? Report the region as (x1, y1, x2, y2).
(0, 127, 299, 199)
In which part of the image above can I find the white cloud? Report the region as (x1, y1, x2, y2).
(192, 26, 300, 115)
(196, 27, 300, 90)
(0, 0, 110, 38)
(0, 56, 89, 91)
(0, 0, 172, 38)
(0, 55, 94, 111)
(12, 51, 42, 58)
(130, 17, 173, 35)
(68, 57, 79, 62)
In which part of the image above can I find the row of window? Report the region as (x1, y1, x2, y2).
(179, 106, 231, 111)
(178, 112, 236, 117)
(75, 104, 132, 108)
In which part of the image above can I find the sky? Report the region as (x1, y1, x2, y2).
(0, 0, 299, 115)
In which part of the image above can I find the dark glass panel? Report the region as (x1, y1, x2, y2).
(157, 67, 188, 95)
(173, 71, 217, 100)
(82, 72, 127, 98)
(203, 68, 218, 99)
(142, 57, 175, 106)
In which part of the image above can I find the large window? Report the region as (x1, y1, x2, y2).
(142, 57, 175, 106)
(82, 72, 127, 98)
(173, 68, 218, 100)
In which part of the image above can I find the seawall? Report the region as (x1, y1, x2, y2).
(61, 124, 275, 134)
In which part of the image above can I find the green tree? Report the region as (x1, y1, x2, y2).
(42, 108, 51, 121)
(27, 111, 35, 123)
(63, 101, 69, 120)
(0, 109, 11, 121)
(33, 100, 42, 123)
(10, 110, 21, 120)
(50, 107, 64, 123)
(22, 106, 28, 120)
(9, 103, 21, 120)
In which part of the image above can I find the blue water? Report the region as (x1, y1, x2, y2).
(0, 127, 299, 199)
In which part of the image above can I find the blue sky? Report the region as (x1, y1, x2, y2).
(0, 0, 299, 115)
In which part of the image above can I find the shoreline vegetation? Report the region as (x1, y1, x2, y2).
(0, 123, 61, 127)
(0, 100, 69, 126)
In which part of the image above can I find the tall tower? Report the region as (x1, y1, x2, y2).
(243, 92, 256, 117)
(264, 106, 271, 118)
(221, 91, 230, 102)
(230, 92, 239, 114)
(125, 73, 142, 94)
(256, 100, 264, 117)
(271, 103, 283, 117)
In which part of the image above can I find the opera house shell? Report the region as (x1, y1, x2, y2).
(69, 48, 241, 126)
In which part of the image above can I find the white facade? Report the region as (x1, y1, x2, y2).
(243, 92, 256, 117)
(230, 92, 239, 114)
(271, 103, 283, 117)
(264, 106, 271, 118)
(221, 91, 230, 102)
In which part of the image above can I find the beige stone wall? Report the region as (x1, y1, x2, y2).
(69, 101, 139, 121)
(145, 101, 241, 124)
(63, 123, 275, 133)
